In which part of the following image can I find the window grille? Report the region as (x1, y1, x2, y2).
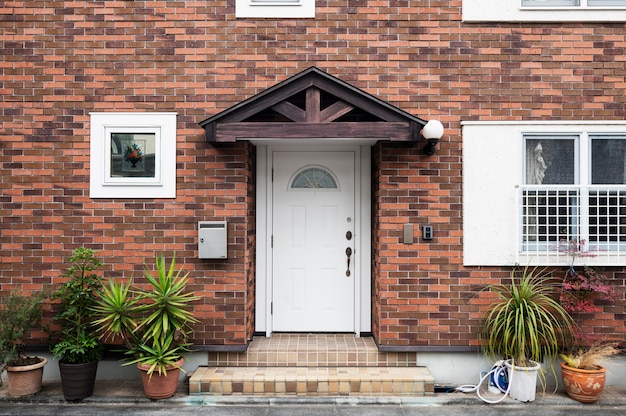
(521, 185, 626, 255)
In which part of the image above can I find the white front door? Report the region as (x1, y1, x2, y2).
(272, 151, 355, 332)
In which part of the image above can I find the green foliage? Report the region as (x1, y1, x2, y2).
(52, 247, 104, 363)
(92, 253, 199, 377)
(0, 291, 46, 368)
(481, 266, 576, 367)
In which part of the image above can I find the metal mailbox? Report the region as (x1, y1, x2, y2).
(198, 221, 227, 259)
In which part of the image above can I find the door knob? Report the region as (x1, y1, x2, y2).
(345, 247, 352, 277)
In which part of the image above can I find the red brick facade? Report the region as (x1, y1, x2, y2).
(1, 2, 624, 350)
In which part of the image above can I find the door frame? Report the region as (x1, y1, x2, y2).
(254, 139, 373, 337)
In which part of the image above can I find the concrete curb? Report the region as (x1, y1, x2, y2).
(1, 381, 625, 408)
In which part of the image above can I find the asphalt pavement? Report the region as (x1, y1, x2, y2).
(0, 379, 624, 416)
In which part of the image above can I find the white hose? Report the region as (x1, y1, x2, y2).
(455, 362, 512, 404)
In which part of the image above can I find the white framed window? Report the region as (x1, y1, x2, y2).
(90, 112, 177, 198)
(463, 121, 626, 266)
(463, 0, 626, 22)
(522, 0, 626, 6)
(521, 134, 626, 256)
(236, 0, 315, 18)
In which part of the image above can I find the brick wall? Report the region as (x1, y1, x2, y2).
(1, 1, 624, 349)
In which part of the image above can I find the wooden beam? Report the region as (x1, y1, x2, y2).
(212, 122, 415, 142)
(320, 101, 354, 123)
(271, 101, 306, 122)
(306, 87, 321, 123)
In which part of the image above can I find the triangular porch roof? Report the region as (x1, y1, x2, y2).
(199, 66, 427, 143)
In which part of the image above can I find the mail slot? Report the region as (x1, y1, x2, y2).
(198, 221, 227, 259)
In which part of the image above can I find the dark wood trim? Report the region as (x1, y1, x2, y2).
(320, 101, 354, 123)
(375, 344, 480, 353)
(213, 122, 415, 142)
(306, 87, 321, 123)
(271, 101, 306, 122)
(192, 344, 249, 353)
(199, 67, 428, 141)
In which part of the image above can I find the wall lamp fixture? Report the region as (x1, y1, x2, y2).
(421, 120, 444, 155)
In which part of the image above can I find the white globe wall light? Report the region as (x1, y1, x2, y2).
(421, 119, 444, 155)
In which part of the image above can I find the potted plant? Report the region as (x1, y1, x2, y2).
(51, 247, 104, 401)
(92, 253, 199, 399)
(560, 342, 620, 403)
(0, 291, 48, 397)
(480, 266, 576, 402)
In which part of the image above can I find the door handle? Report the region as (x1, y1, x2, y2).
(345, 247, 352, 277)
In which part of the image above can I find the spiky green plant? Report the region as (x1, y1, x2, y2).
(92, 253, 199, 377)
(481, 266, 576, 367)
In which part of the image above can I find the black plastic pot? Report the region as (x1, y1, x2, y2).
(59, 360, 99, 401)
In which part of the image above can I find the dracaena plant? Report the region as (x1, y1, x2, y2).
(480, 266, 576, 368)
(92, 253, 199, 377)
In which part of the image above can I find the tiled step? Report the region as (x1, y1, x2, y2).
(188, 366, 435, 396)
(208, 334, 417, 367)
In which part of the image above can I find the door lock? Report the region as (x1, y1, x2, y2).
(346, 231, 352, 241)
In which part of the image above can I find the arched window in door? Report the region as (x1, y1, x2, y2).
(290, 166, 338, 189)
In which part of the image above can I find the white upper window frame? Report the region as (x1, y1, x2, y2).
(236, 0, 315, 18)
(90, 112, 177, 199)
(463, 121, 626, 267)
(463, 0, 626, 22)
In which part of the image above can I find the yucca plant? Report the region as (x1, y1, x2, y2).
(481, 266, 576, 367)
(92, 253, 199, 377)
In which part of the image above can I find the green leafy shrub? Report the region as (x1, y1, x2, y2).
(51, 247, 104, 364)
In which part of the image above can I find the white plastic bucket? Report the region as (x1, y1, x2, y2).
(504, 360, 540, 402)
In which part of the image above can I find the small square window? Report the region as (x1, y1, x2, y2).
(90, 112, 177, 198)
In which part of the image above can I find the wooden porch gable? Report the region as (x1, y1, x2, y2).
(199, 66, 427, 143)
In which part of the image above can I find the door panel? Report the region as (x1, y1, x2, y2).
(272, 151, 355, 332)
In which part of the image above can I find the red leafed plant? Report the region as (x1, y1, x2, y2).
(560, 266, 616, 314)
(558, 239, 616, 314)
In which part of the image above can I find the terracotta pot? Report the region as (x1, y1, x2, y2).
(137, 358, 184, 400)
(59, 360, 99, 401)
(560, 361, 607, 403)
(5, 356, 48, 398)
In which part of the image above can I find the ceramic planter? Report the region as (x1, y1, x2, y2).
(560, 361, 607, 403)
(59, 360, 99, 401)
(137, 358, 184, 400)
(5, 356, 48, 398)
(505, 360, 540, 402)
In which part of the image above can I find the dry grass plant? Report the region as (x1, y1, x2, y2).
(561, 343, 621, 370)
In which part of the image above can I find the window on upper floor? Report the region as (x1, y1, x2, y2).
(235, 0, 315, 18)
(463, 122, 626, 267)
(522, 0, 626, 6)
(463, 0, 626, 22)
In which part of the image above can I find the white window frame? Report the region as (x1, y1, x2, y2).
(90, 112, 177, 199)
(463, 0, 626, 22)
(463, 121, 626, 267)
(523, 0, 626, 6)
(236, 0, 315, 18)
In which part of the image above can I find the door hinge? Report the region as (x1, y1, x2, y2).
(270, 302, 273, 315)
(271, 168, 274, 182)
(271, 235, 273, 248)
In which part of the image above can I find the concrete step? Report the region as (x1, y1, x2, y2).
(208, 334, 417, 367)
(188, 366, 435, 396)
